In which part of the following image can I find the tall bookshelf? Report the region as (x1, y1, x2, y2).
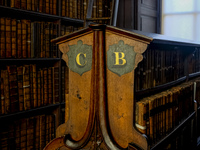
(0, 0, 84, 149)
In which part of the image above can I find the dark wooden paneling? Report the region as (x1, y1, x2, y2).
(116, 0, 161, 33)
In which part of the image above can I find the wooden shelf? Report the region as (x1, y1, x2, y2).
(135, 76, 187, 99)
(0, 103, 60, 122)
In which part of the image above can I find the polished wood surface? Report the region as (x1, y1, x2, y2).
(45, 24, 152, 150)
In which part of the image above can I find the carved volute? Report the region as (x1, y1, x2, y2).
(44, 24, 152, 150)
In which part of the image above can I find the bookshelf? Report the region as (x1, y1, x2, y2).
(0, 0, 86, 149)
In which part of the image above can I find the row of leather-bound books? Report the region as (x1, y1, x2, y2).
(135, 49, 185, 91)
(135, 48, 200, 92)
(0, 114, 55, 150)
(0, 0, 113, 20)
(0, 64, 62, 115)
(135, 77, 200, 146)
(0, 17, 81, 59)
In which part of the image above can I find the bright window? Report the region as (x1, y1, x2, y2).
(162, 0, 200, 41)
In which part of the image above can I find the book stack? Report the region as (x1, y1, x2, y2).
(0, 17, 83, 59)
(135, 77, 198, 146)
(0, 114, 55, 150)
(0, 64, 62, 115)
(135, 49, 185, 91)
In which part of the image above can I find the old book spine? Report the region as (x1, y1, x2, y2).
(53, 67, 59, 103)
(46, 0, 50, 14)
(23, 65, 31, 110)
(65, 0, 69, 17)
(14, 120, 21, 149)
(45, 22, 50, 58)
(37, 70, 41, 107)
(93, 0, 97, 18)
(80, 0, 83, 20)
(40, 115, 46, 149)
(98, 0, 103, 23)
(29, 64, 34, 108)
(45, 114, 49, 144)
(17, 20, 22, 58)
(77, 0, 81, 19)
(61, 0, 66, 16)
(0, 18, 6, 58)
(11, 19, 17, 58)
(16, 0, 21, 8)
(48, 67, 52, 104)
(27, 0, 31, 10)
(26, 117, 34, 149)
(165, 91, 169, 133)
(7, 65, 19, 113)
(22, 20, 27, 58)
(35, 116, 40, 149)
(4, 70, 10, 114)
(39, 0, 43, 12)
(31, 22, 35, 58)
(52, 23, 58, 58)
(17, 66, 24, 111)
(43, 68, 48, 105)
(40, 22, 44, 58)
(11, 0, 15, 7)
(49, 22, 53, 57)
(32, 65, 37, 108)
(31, 0, 35, 11)
(1, 70, 5, 114)
(53, 0, 57, 15)
(27, 20, 31, 58)
(83, 0, 87, 20)
(149, 97, 154, 142)
(34, 0, 38, 11)
(20, 118, 27, 149)
(5, 18, 11, 58)
(49, 0, 53, 14)
(40, 69, 44, 106)
(69, 0, 73, 18)
(21, 0, 27, 9)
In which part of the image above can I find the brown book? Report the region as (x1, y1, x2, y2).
(31, 0, 35, 11)
(77, 0, 81, 19)
(5, 18, 11, 58)
(1, 70, 5, 114)
(11, 0, 15, 7)
(37, 70, 41, 107)
(26, 117, 34, 149)
(48, 67, 52, 104)
(16, 0, 21, 8)
(53, 0, 57, 15)
(21, 0, 27, 9)
(17, 20, 22, 58)
(62, 66, 65, 102)
(69, 0, 73, 18)
(40, 69, 44, 106)
(98, 0, 103, 23)
(39, 0, 43, 12)
(40, 115, 46, 149)
(83, 0, 87, 20)
(22, 20, 27, 58)
(65, 0, 69, 17)
(7, 65, 19, 113)
(35, 116, 40, 149)
(27, 0, 31, 10)
(33, 65, 37, 108)
(0, 18, 6, 58)
(11, 19, 17, 58)
(29, 64, 34, 108)
(3, 70, 10, 114)
(149, 96, 154, 142)
(17, 66, 24, 111)
(61, 0, 66, 16)
(53, 67, 59, 103)
(26, 20, 31, 58)
(45, 22, 50, 58)
(50, 0, 53, 14)
(52, 22, 58, 58)
(46, 0, 50, 14)
(45, 115, 49, 144)
(40, 22, 44, 58)
(43, 68, 48, 105)
(23, 65, 31, 110)
(20, 118, 27, 149)
(14, 120, 21, 149)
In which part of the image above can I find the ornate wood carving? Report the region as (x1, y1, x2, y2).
(45, 24, 152, 150)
